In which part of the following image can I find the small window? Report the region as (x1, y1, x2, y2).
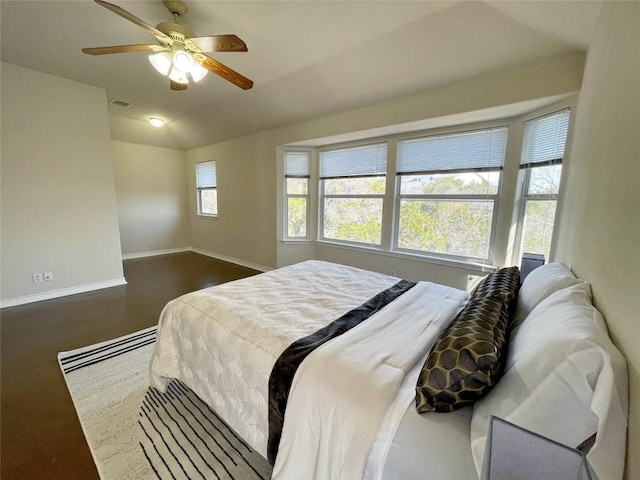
(518, 109, 570, 261)
(395, 127, 508, 262)
(319, 143, 387, 246)
(196, 161, 218, 216)
(284, 151, 311, 239)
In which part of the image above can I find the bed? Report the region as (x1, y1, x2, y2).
(149, 260, 628, 479)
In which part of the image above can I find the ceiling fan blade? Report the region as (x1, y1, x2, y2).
(170, 80, 187, 91)
(187, 34, 248, 53)
(82, 44, 163, 55)
(201, 56, 254, 90)
(94, 0, 170, 41)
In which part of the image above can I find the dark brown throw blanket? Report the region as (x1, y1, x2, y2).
(266, 279, 417, 465)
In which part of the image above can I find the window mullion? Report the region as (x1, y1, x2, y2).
(381, 138, 397, 251)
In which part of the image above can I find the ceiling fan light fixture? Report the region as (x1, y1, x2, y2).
(172, 49, 194, 73)
(190, 63, 208, 83)
(149, 52, 172, 76)
(168, 67, 189, 84)
(149, 117, 165, 127)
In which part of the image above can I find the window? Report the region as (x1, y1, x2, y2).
(319, 143, 387, 245)
(196, 161, 218, 216)
(518, 109, 570, 261)
(395, 127, 508, 262)
(284, 151, 311, 239)
(280, 103, 573, 270)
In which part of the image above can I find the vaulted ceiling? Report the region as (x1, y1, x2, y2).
(0, 1, 602, 150)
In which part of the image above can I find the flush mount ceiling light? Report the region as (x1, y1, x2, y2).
(82, 0, 253, 92)
(149, 117, 165, 127)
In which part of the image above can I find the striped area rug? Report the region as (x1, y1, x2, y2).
(59, 327, 272, 480)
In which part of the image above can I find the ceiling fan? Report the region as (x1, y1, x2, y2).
(82, 0, 253, 91)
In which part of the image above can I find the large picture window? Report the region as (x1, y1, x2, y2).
(280, 103, 571, 270)
(196, 161, 218, 216)
(395, 127, 508, 261)
(319, 143, 387, 245)
(284, 151, 311, 239)
(518, 109, 570, 261)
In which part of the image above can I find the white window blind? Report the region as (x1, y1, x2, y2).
(521, 109, 570, 168)
(397, 127, 508, 174)
(320, 143, 387, 178)
(285, 152, 310, 177)
(196, 161, 217, 187)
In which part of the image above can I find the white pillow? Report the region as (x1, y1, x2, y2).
(470, 282, 628, 480)
(512, 262, 580, 327)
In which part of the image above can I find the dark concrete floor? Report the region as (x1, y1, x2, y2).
(1, 252, 258, 480)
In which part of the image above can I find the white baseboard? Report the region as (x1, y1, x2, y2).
(3, 248, 270, 308)
(0, 277, 128, 309)
(122, 247, 190, 260)
(121, 246, 272, 272)
(189, 247, 272, 272)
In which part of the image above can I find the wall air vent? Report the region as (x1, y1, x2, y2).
(109, 99, 131, 108)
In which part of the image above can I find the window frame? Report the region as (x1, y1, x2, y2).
(283, 150, 311, 241)
(196, 160, 218, 217)
(393, 172, 503, 263)
(515, 108, 571, 262)
(392, 126, 508, 263)
(318, 142, 388, 248)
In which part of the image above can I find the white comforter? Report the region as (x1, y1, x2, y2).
(149, 260, 468, 476)
(272, 279, 468, 479)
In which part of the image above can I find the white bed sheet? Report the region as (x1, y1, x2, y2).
(380, 406, 477, 479)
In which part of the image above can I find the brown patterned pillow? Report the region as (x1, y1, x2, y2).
(471, 266, 520, 304)
(415, 267, 520, 413)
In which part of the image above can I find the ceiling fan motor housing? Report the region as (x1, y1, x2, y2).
(156, 22, 196, 43)
(163, 0, 188, 17)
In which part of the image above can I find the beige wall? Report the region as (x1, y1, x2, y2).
(1, 63, 124, 303)
(186, 132, 277, 269)
(185, 53, 585, 276)
(112, 141, 190, 256)
(554, 2, 640, 477)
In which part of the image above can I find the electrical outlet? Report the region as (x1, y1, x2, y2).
(44, 272, 54, 281)
(33, 273, 43, 283)
(390, 270, 397, 277)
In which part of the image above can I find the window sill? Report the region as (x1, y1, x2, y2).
(196, 213, 218, 219)
(315, 240, 495, 274)
(281, 239, 313, 245)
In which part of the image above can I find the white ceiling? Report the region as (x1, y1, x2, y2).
(0, 0, 602, 150)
